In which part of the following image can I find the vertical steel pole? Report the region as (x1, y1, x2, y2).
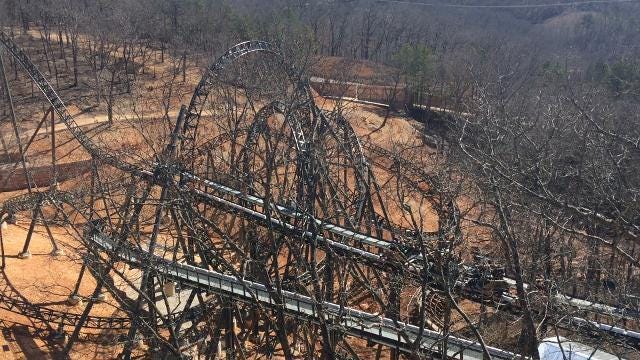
(50, 107, 57, 187)
(0, 49, 33, 192)
(0, 224, 5, 269)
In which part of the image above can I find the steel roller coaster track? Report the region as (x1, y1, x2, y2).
(1, 28, 638, 360)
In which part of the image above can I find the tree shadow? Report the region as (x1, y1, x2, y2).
(0, 270, 65, 359)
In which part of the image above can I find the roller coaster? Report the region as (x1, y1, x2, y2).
(0, 28, 638, 360)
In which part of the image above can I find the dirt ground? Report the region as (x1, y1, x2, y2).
(0, 29, 491, 359)
(0, 217, 132, 359)
(0, 103, 452, 360)
(0, 103, 446, 359)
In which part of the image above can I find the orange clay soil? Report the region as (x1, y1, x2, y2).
(0, 31, 491, 358)
(0, 222, 136, 359)
(0, 222, 126, 320)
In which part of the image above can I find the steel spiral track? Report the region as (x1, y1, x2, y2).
(3, 28, 636, 359)
(85, 227, 518, 360)
(180, 41, 279, 165)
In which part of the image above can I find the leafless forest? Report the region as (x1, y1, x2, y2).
(0, 1, 639, 359)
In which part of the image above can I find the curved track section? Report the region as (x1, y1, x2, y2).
(88, 228, 518, 360)
(0, 190, 77, 215)
(0, 191, 212, 335)
(0, 30, 144, 175)
(0, 276, 130, 330)
(0, 191, 130, 330)
(3, 33, 635, 359)
(181, 41, 278, 162)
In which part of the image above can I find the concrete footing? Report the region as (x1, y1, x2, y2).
(52, 248, 65, 256)
(51, 332, 67, 345)
(163, 282, 176, 297)
(67, 294, 82, 306)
